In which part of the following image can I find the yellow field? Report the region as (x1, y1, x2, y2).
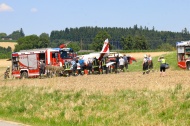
(0, 52, 189, 94)
(0, 42, 17, 51)
(0, 69, 189, 94)
(123, 52, 168, 59)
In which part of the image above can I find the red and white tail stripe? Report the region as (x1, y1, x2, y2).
(98, 38, 109, 60)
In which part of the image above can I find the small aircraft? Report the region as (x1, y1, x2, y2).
(78, 38, 115, 66)
(78, 39, 136, 66)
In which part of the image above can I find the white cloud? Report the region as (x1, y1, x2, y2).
(30, 8, 38, 13)
(0, 3, 13, 12)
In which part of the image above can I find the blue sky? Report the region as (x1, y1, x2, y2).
(0, 0, 190, 36)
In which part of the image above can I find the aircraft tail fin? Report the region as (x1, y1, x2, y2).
(98, 38, 109, 60)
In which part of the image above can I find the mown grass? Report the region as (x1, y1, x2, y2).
(0, 85, 190, 126)
(128, 51, 182, 72)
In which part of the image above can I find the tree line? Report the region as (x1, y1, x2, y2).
(0, 25, 190, 59)
(49, 25, 190, 50)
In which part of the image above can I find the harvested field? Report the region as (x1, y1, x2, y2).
(126, 52, 168, 59)
(0, 59, 11, 68)
(0, 51, 188, 94)
(0, 70, 189, 94)
(0, 42, 17, 51)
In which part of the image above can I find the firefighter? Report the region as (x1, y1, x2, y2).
(4, 66, 10, 79)
(115, 55, 120, 73)
(71, 58, 77, 76)
(148, 54, 154, 72)
(64, 60, 70, 69)
(142, 55, 149, 75)
(39, 61, 45, 78)
(101, 57, 107, 74)
(63, 60, 71, 76)
(92, 57, 100, 74)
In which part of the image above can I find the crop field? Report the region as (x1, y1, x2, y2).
(0, 42, 17, 51)
(0, 52, 190, 126)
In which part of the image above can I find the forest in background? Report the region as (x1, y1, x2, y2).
(0, 25, 190, 58)
(49, 25, 190, 50)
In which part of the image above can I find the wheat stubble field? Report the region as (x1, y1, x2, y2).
(0, 51, 189, 92)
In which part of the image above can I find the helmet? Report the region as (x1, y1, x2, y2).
(7, 66, 10, 68)
(144, 55, 147, 58)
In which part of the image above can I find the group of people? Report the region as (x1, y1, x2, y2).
(62, 54, 131, 76)
(4, 53, 167, 79)
(142, 54, 167, 77)
(115, 54, 129, 73)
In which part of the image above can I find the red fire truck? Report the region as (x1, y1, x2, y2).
(176, 40, 190, 70)
(11, 47, 77, 78)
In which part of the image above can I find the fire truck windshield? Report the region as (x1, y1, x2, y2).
(60, 51, 68, 58)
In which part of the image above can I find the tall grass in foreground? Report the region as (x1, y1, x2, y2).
(0, 85, 190, 126)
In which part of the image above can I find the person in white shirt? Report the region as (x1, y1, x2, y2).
(148, 54, 154, 72)
(119, 56, 125, 72)
(142, 55, 149, 75)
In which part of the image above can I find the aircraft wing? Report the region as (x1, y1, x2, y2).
(106, 62, 115, 67)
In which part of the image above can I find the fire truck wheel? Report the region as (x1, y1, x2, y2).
(21, 72, 28, 79)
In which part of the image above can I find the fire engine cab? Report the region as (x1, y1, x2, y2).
(176, 40, 190, 70)
(11, 47, 77, 78)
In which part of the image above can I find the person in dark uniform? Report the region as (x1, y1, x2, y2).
(123, 54, 128, 71)
(4, 66, 10, 79)
(142, 55, 149, 75)
(93, 57, 100, 74)
(115, 55, 119, 73)
(148, 54, 154, 72)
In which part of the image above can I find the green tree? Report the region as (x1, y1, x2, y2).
(39, 33, 50, 47)
(158, 43, 174, 51)
(0, 33, 7, 39)
(9, 28, 25, 40)
(0, 46, 12, 59)
(67, 42, 80, 52)
(92, 31, 111, 51)
(134, 36, 149, 50)
(120, 35, 134, 50)
(20, 28, 25, 37)
(14, 35, 40, 52)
